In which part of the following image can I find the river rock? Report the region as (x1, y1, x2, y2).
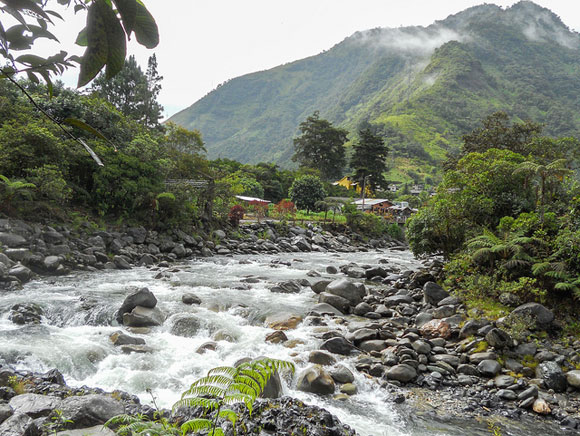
(365, 266, 387, 279)
(330, 365, 355, 384)
(346, 267, 366, 279)
(311, 280, 331, 294)
(120, 344, 153, 354)
(60, 394, 124, 427)
(181, 293, 201, 305)
(494, 375, 515, 389)
(0, 233, 26, 248)
(518, 385, 539, 401)
(409, 270, 435, 288)
(353, 302, 373, 316)
(309, 303, 344, 316)
(309, 351, 336, 366)
(477, 360, 502, 377)
(415, 312, 433, 328)
(469, 352, 497, 364)
(320, 337, 356, 356)
(485, 328, 513, 349)
(8, 303, 43, 325)
(196, 341, 218, 354)
(170, 314, 201, 337)
(109, 331, 145, 346)
(325, 279, 364, 306)
(387, 364, 417, 383)
(56, 426, 115, 436)
(296, 366, 335, 395)
(346, 328, 377, 344)
(9, 393, 61, 418)
(116, 287, 157, 323)
(122, 306, 165, 327)
(532, 398, 551, 415)
(318, 293, 349, 314)
(423, 282, 449, 306)
(265, 313, 302, 330)
(566, 370, 580, 389)
(113, 255, 131, 270)
(509, 302, 554, 328)
(270, 280, 301, 294)
(0, 404, 13, 424)
(0, 413, 40, 436)
(419, 319, 451, 339)
(8, 264, 32, 283)
(536, 361, 567, 392)
(340, 383, 357, 395)
(385, 294, 413, 306)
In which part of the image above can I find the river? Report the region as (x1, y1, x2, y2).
(0, 249, 567, 436)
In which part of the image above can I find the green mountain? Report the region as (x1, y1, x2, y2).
(169, 1, 580, 182)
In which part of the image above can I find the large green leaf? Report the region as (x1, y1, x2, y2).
(112, 0, 137, 36)
(62, 118, 108, 141)
(103, 1, 126, 80)
(134, 0, 158, 48)
(0, 0, 52, 22)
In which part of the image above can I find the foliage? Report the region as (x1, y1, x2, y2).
(228, 205, 245, 227)
(274, 199, 297, 220)
(90, 55, 163, 127)
(0, 174, 36, 214)
(292, 111, 348, 181)
(165, 122, 205, 155)
(0, 0, 158, 88)
(343, 202, 387, 237)
(288, 175, 326, 213)
(105, 358, 295, 436)
(350, 125, 389, 192)
(25, 164, 72, 205)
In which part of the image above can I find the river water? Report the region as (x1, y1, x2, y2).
(0, 249, 568, 436)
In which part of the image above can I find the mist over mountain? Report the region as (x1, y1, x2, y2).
(169, 1, 580, 182)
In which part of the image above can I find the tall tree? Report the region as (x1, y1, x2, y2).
(292, 111, 348, 181)
(350, 126, 389, 192)
(90, 55, 163, 127)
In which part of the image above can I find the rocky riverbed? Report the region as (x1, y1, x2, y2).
(1, 218, 579, 435)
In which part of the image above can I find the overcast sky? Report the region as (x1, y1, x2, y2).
(32, 1, 580, 118)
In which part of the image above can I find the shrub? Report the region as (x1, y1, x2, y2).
(26, 164, 72, 204)
(228, 205, 245, 227)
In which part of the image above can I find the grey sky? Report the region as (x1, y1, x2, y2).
(34, 1, 580, 119)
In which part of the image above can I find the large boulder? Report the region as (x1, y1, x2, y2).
(0, 413, 40, 436)
(423, 282, 449, 306)
(116, 287, 157, 324)
(318, 293, 349, 314)
(536, 361, 567, 392)
(60, 394, 124, 428)
(325, 279, 364, 306)
(9, 393, 61, 418)
(0, 233, 27, 248)
(296, 366, 335, 395)
(310, 280, 331, 294)
(508, 303, 554, 328)
(123, 306, 164, 327)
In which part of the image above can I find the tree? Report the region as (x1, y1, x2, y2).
(350, 126, 389, 192)
(288, 175, 326, 213)
(164, 122, 205, 155)
(292, 111, 348, 181)
(90, 55, 163, 127)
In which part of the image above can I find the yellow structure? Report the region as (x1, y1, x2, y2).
(333, 176, 373, 197)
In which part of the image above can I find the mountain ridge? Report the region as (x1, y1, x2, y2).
(169, 1, 580, 182)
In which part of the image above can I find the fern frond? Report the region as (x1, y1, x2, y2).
(545, 270, 570, 280)
(194, 374, 235, 388)
(218, 408, 237, 426)
(180, 418, 213, 434)
(181, 385, 227, 398)
(208, 366, 239, 377)
(173, 397, 220, 412)
(554, 282, 577, 292)
(532, 262, 551, 276)
(208, 428, 225, 436)
(503, 259, 530, 269)
(228, 382, 259, 398)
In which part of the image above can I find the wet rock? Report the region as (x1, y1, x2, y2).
(358, 340, 386, 353)
(494, 375, 515, 389)
(485, 328, 513, 349)
(113, 255, 131, 270)
(265, 331, 288, 344)
(518, 385, 539, 401)
(109, 331, 145, 346)
(412, 340, 431, 355)
(0, 413, 40, 436)
(325, 279, 364, 306)
(457, 364, 480, 376)
(387, 364, 417, 383)
(55, 426, 115, 436)
(181, 293, 201, 305)
(423, 282, 449, 306)
(60, 394, 124, 427)
(326, 266, 338, 274)
(346, 328, 377, 344)
(196, 341, 218, 354)
(318, 293, 350, 314)
(311, 280, 331, 294)
(116, 287, 157, 323)
(415, 312, 433, 328)
(385, 294, 413, 306)
(566, 370, 580, 389)
(308, 351, 336, 366)
(296, 366, 335, 395)
(270, 280, 301, 294)
(346, 267, 366, 279)
(365, 267, 387, 279)
(497, 389, 517, 400)
(266, 313, 302, 330)
(353, 302, 373, 316)
(8, 303, 43, 325)
(477, 360, 502, 377)
(419, 319, 451, 339)
(536, 361, 567, 392)
(170, 314, 201, 337)
(468, 352, 497, 364)
(9, 393, 61, 418)
(309, 302, 344, 316)
(42, 255, 61, 272)
(320, 337, 357, 356)
(330, 365, 355, 384)
(0, 404, 12, 425)
(340, 383, 358, 395)
(8, 264, 32, 283)
(532, 398, 551, 415)
(409, 270, 435, 288)
(213, 329, 237, 342)
(122, 306, 165, 327)
(120, 345, 153, 354)
(432, 305, 455, 319)
(432, 354, 460, 367)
